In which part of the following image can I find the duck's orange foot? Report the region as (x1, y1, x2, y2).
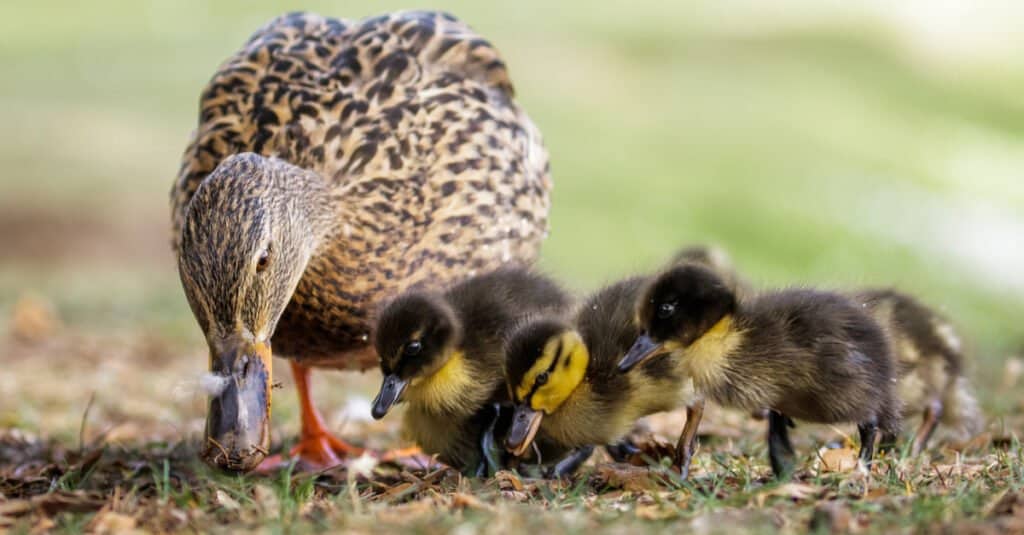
(378, 446, 442, 472)
(256, 431, 364, 473)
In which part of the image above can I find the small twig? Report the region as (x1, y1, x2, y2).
(931, 463, 947, 488)
(78, 392, 96, 455)
(207, 436, 230, 463)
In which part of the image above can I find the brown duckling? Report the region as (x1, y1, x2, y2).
(853, 289, 982, 453)
(504, 277, 699, 473)
(620, 264, 900, 477)
(371, 267, 571, 473)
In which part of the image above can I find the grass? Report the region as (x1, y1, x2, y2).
(1, 1, 1023, 532)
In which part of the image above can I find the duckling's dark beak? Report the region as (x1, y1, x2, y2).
(371, 374, 408, 419)
(618, 333, 664, 372)
(200, 335, 272, 473)
(506, 405, 543, 457)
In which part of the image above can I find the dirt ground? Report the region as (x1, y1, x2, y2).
(2, 300, 1023, 534)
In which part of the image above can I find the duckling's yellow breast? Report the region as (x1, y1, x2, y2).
(404, 350, 490, 417)
(675, 316, 743, 390)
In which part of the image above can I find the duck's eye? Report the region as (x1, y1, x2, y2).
(657, 302, 676, 319)
(403, 340, 422, 357)
(535, 371, 549, 386)
(256, 249, 271, 273)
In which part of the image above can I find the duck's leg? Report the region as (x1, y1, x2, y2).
(911, 398, 943, 456)
(674, 399, 705, 479)
(546, 445, 595, 478)
(767, 410, 797, 478)
(857, 418, 879, 465)
(475, 403, 509, 477)
(258, 362, 364, 471)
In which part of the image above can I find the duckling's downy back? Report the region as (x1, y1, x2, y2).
(854, 289, 983, 441)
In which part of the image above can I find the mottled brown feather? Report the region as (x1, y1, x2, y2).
(170, 11, 551, 369)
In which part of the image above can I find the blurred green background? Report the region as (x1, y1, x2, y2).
(2, 1, 1022, 390)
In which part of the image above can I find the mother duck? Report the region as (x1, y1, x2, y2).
(170, 11, 551, 472)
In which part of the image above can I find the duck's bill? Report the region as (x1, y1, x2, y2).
(617, 333, 664, 372)
(200, 338, 272, 473)
(506, 405, 543, 457)
(371, 374, 408, 419)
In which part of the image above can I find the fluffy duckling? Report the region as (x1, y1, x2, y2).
(853, 289, 982, 453)
(371, 267, 571, 473)
(620, 264, 900, 477)
(504, 277, 700, 474)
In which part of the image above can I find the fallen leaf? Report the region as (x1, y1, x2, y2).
(89, 511, 137, 534)
(593, 464, 665, 492)
(494, 470, 524, 492)
(635, 503, 679, 520)
(817, 447, 859, 473)
(214, 489, 241, 511)
(755, 483, 823, 506)
(9, 294, 60, 343)
(450, 492, 493, 512)
(0, 491, 104, 518)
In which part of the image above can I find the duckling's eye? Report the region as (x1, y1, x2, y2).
(535, 372, 549, 386)
(403, 340, 422, 357)
(256, 249, 271, 273)
(657, 302, 677, 319)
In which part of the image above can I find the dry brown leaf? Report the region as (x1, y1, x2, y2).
(9, 294, 60, 343)
(494, 470, 524, 492)
(374, 498, 437, 523)
(29, 516, 56, 534)
(89, 511, 137, 534)
(0, 491, 104, 518)
(817, 447, 859, 473)
(450, 492, 493, 512)
(635, 503, 678, 521)
(214, 489, 241, 511)
(755, 483, 823, 507)
(593, 464, 664, 492)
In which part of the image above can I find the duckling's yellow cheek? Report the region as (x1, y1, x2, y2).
(529, 356, 587, 414)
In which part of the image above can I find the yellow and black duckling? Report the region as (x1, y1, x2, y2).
(620, 264, 901, 477)
(171, 11, 552, 471)
(504, 276, 700, 474)
(853, 289, 982, 453)
(371, 267, 571, 473)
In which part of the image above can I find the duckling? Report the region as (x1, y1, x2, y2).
(853, 289, 982, 453)
(371, 266, 571, 473)
(620, 264, 900, 477)
(504, 276, 700, 474)
(671, 245, 752, 299)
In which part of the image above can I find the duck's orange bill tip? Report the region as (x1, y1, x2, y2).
(617, 333, 664, 372)
(506, 405, 543, 457)
(201, 338, 273, 473)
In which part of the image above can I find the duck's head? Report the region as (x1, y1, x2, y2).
(370, 291, 462, 419)
(503, 319, 590, 457)
(177, 153, 331, 472)
(619, 265, 735, 371)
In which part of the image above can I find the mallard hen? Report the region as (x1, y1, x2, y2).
(170, 10, 551, 472)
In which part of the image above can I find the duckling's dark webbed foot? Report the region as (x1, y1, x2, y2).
(857, 418, 879, 465)
(545, 445, 595, 479)
(474, 402, 512, 477)
(767, 410, 797, 478)
(605, 439, 641, 463)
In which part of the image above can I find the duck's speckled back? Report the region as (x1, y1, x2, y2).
(171, 11, 551, 368)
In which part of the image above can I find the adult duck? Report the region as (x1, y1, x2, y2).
(170, 10, 551, 472)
